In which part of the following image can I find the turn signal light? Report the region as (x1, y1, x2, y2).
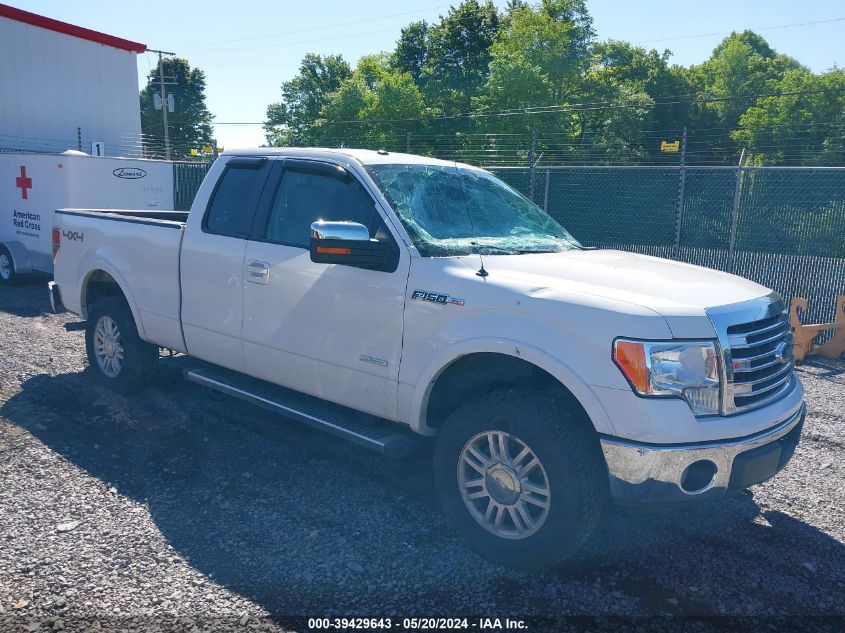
(316, 246, 351, 255)
(613, 340, 648, 393)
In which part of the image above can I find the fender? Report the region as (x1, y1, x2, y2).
(78, 251, 147, 342)
(405, 337, 617, 437)
(1, 240, 33, 273)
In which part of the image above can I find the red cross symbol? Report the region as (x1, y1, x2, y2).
(16, 165, 32, 200)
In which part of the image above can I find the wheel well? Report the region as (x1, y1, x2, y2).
(424, 353, 591, 431)
(83, 270, 126, 316)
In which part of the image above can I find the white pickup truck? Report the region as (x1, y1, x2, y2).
(50, 148, 805, 569)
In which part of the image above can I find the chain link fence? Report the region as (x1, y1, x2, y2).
(173, 161, 213, 211)
(490, 165, 845, 326)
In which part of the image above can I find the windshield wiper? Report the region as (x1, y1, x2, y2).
(471, 242, 557, 255)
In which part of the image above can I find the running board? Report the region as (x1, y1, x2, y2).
(183, 366, 418, 458)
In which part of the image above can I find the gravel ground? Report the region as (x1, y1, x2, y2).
(0, 278, 843, 632)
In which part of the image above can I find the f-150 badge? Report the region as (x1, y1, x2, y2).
(411, 289, 465, 306)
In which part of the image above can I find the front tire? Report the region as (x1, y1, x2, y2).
(0, 246, 18, 286)
(434, 390, 604, 570)
(85, 297, 157, 393)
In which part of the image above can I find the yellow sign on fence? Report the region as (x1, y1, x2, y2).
(660, 140, 681, 153)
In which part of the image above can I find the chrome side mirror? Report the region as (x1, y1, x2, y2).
(309, 220, 398, 272)
(310, 220, 369, 241)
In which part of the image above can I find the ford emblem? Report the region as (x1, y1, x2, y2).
(774, 341, 792, 364)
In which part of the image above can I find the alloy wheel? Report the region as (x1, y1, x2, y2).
(457, 430, 551, 539)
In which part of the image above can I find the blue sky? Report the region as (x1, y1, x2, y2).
(12, 0, 845, 149)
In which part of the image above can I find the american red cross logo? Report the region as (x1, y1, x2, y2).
(16, 165, 32, 200)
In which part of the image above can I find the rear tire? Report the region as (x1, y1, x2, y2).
(434, 390, 604, 570)
(0, 246, 18, 286)
(85, 297, 157, 393)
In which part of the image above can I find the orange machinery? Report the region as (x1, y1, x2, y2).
(789, 295, 845, 363)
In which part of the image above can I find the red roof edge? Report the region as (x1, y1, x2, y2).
(0, 3, 146, 53)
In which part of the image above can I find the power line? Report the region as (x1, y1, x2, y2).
(214, 87, 845, 127)
(199, 27, 414, 54)
(182, 5, 448, 49)
(634, 16, 845, 45)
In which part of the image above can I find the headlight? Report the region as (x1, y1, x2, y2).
(612, 339, 721, 415)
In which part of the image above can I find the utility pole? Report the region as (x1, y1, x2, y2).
(149, 49, 176, 160)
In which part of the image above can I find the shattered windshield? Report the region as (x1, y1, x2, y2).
(365, 164, 581, 257)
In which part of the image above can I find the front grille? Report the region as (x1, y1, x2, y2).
(725, 311, 794, 413)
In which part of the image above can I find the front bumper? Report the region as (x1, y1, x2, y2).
(600, 403, 805, 506)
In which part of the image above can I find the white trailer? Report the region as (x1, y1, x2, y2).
(0, 152, 174, 283)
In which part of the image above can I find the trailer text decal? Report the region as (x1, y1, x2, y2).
(113, 168, 147, 179)
(13, 210, 41, 232)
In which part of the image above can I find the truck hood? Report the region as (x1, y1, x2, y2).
(483, 249, 772, 337)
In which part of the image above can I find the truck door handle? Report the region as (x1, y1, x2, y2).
(246, 260, 270, 285)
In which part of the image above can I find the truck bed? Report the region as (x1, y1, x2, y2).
(53, 207, 188, 352)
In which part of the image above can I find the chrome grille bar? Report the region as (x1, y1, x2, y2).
(706, 292, 795, 415)
(733, 362, 794, 391)
(727, 325, 791, 349)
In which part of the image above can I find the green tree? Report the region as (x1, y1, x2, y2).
(578, 83, 655, 162)
(489, 0, 594, 101)
(733, 68, 845, 165)
(320, 75, 369, 123)
(259, 6, 841, 167)
(139, 58, 213, 158)
(264, 53, 351, 146)
(361, 72, 427, 122)
(590, 41, 689, 107)
(473, 0, 595, 161)
(392, 21, 429, 84)
(356, 53, 393, 90)
(318, 56, 427, 149)
(421, 0, 500, 115)
(585, 40, 692, 159)
(504, 0, 529, 11)
(696, 32, 773, 123)
(683, 31, 803, 160)
(475, 54, 553, 113)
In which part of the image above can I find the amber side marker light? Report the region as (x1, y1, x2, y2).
(316, 246, 351, 255)
(613, 340, 649, 393)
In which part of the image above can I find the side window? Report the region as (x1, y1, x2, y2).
(204, 164, 265, 237)
(263, 168, 383, 248)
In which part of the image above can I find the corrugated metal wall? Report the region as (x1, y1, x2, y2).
(0, 16, 142, 156)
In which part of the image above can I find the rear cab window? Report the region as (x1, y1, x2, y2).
(203, 158, 268, 238)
